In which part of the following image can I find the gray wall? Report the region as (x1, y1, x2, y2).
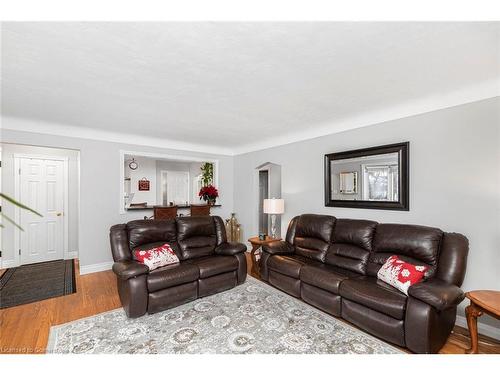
(1, 126, 235, 271)
(234, 97, 500, 332)
(1, 144, 80, 261)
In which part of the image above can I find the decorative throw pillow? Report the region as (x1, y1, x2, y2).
(377, 255, 428, 295)
(133, 243, 179, 270)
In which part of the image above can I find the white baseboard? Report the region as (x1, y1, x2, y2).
(79, 261, 113, 275)
(0, 259, 17, 269)
(455, 315, 500, 341)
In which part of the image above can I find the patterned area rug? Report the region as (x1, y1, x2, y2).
(47, 276, 403, 354)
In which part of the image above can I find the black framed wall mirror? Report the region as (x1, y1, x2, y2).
(324, 142, 409, 211)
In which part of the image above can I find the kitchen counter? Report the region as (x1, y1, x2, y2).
(126, 204, 221, 211)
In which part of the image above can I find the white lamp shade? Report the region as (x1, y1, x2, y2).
(263, 198, 285, 214)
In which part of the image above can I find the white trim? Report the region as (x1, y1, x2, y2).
(255, 166, 271, 236)
(119, 150, 220, 214)
(77, 151, 82, 267)
(0, 146, 2, 268)
(62, 157, 70, 260)
(13, 156, 20, 266)
(0, 259, 17, 269)
(13, 154, 70, 267)
(79, 261, 113, 275)
(2, 116, 234, 156)
(455, 315, 500, 341)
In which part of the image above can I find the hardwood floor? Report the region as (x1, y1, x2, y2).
(0, 256, 498, 354)
(0, 261, 121, 354)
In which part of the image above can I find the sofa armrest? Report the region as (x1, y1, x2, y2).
(408, 279, 465, 311)
(215, 242, 247, 255)
(112, 260, 149, 280)
(262, 241, 294, 255)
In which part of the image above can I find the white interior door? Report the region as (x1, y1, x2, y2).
(163, 171, 189, 205)
(19, 158, 65, 265)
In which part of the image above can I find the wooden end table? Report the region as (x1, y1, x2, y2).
(465, 290, 500, 354)
(247, 236, 281, 277)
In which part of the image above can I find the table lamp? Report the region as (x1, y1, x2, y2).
(263, 198, 285, 239)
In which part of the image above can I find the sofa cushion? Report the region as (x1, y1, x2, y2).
(325, 243, 370, 275)
(127, 220, 177, 250)
(147, 262, 199, 292)
(177, 216, 217, 260)
(184, 255, 238, 279)
(324, 219, 377, 275)
(333, 219, 377, 251)
(293, 214, 335, 261)
(300, 263, 358, 294)
(294, 237, 330, 261)
(368, 224, 443, 278)
(267, 254, 317, 278)
(339, 276, 407, 320)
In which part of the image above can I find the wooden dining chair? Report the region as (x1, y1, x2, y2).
(153, 206, 178, 220)
(190, 204, 211, 216)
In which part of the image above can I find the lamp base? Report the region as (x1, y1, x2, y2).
(270, 214, 277, 239)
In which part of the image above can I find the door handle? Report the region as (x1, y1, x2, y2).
(56, 212, 62, 217)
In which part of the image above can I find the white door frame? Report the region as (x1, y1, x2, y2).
(255, 167, 271, 236)
(0, 146, 2, 268)
(13, 154, 69, 267)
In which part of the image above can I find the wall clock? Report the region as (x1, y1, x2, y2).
(129, 158, 138, 170)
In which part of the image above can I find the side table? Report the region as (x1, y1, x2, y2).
(465, 290, 500, 354)
(247, 236, 281, 277)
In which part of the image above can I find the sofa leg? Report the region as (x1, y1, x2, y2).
(117, 275, 148, 318)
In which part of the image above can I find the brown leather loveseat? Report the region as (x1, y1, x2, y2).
(260, 214, 468, 353)
(110, 216, 247, 318)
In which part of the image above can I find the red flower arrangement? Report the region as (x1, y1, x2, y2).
(199, 184, 219, 205)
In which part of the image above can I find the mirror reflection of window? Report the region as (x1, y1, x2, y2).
(362, 165, 399, 201)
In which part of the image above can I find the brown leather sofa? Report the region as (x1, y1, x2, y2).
(260, 214, 468, 353)
(110, 216, 247, 318)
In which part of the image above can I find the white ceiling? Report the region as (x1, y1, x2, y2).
(2, 22, 499, 154)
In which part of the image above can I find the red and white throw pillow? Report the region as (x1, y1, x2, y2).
(133, 243, 179, 271)
(377, 255, 428, 295)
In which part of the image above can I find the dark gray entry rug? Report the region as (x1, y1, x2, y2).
(47, 276, 403, 354)
(0, 259, 76, 309)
